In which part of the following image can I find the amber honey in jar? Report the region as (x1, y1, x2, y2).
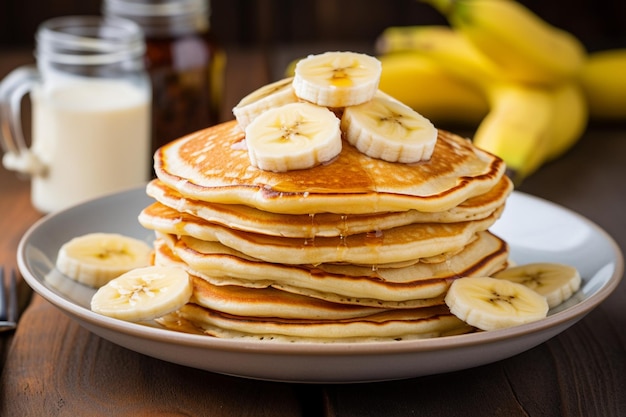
(103, 0, 226, 159)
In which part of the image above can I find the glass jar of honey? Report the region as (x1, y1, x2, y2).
(103, 0, 226, 160)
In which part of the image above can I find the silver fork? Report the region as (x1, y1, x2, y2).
(0, 267, 18, 332)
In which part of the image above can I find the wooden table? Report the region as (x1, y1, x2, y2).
(1, 46, 625, 416)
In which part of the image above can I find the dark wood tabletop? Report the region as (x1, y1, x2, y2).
(1, 45, 625, 417)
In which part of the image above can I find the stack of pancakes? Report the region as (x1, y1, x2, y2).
(139, 120, 513, 342)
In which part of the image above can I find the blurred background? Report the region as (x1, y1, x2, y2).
(1, 0, 625, 181)
(1, 0, 625, 51)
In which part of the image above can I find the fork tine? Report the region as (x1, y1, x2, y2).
(0, 267, 6, 321)
(9, 269, 18, 323)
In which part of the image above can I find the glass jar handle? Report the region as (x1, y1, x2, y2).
(0, 66, 47, 176)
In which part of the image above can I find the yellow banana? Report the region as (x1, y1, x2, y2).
(473, 84, 554, 184)
(376, 25, 432, 54)
(474, 81, 588, 184)
(377, 51, 489, 126)
(283, 16, 590, 184)
(422, 0, 587, 86)
(284, 57, 300, 78)
(545, 82, 588, 161)
(284, 52, 488, 126)
(579, 49, 626, 120)
(376, 25, 502, 89)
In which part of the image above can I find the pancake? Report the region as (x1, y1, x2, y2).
(146, 176, 513, 238)
(141, 86, 514, 342)
(140, 202, 503, 265)
(156, 244, 388, 320)
(158, 303, 475, 342)
(153, 230, 509, 307)
(154, 120, 506, 215)
(191, 277, 387, 320)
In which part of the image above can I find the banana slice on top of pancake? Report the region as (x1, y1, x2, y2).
(341, 93, 438, 163)
(293, 51, 382, 107)
(232, 77, 299, 130)
(245, 101, 342, 172)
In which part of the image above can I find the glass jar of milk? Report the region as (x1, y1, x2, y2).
(0, 16, 151, 213)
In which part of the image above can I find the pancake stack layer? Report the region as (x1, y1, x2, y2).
(138, 119, 513, 342)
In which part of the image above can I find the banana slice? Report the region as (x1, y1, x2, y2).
(293, 51, 382, 107)
(493, 263, 581, 308)
(341, 93, 438, 163)
(56, 233, 153, 288)
(232, 77, 300, 130)
(445, 276, 549, 331)
(91, 266, 192, 322)
(245, 101, 342, 172)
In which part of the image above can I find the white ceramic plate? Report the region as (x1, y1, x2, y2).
(18, 187, 624, 383)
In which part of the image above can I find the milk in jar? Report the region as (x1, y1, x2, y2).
(0, 16, 151, 213)
(31, 79, 150, 212)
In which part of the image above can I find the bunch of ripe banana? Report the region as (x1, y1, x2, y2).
(376, 0, 626, 184)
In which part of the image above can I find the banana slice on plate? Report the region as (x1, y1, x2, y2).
(445, 276, 549, 331)
(232, 77, 300, 130)
(56, 232, 152, 288)
(91, 266, 192, 322)
(293, 51, 382, 107)
(341, 93, 438, 163)
(493, 262, 581, 308)
(245, 101, 342, 172)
